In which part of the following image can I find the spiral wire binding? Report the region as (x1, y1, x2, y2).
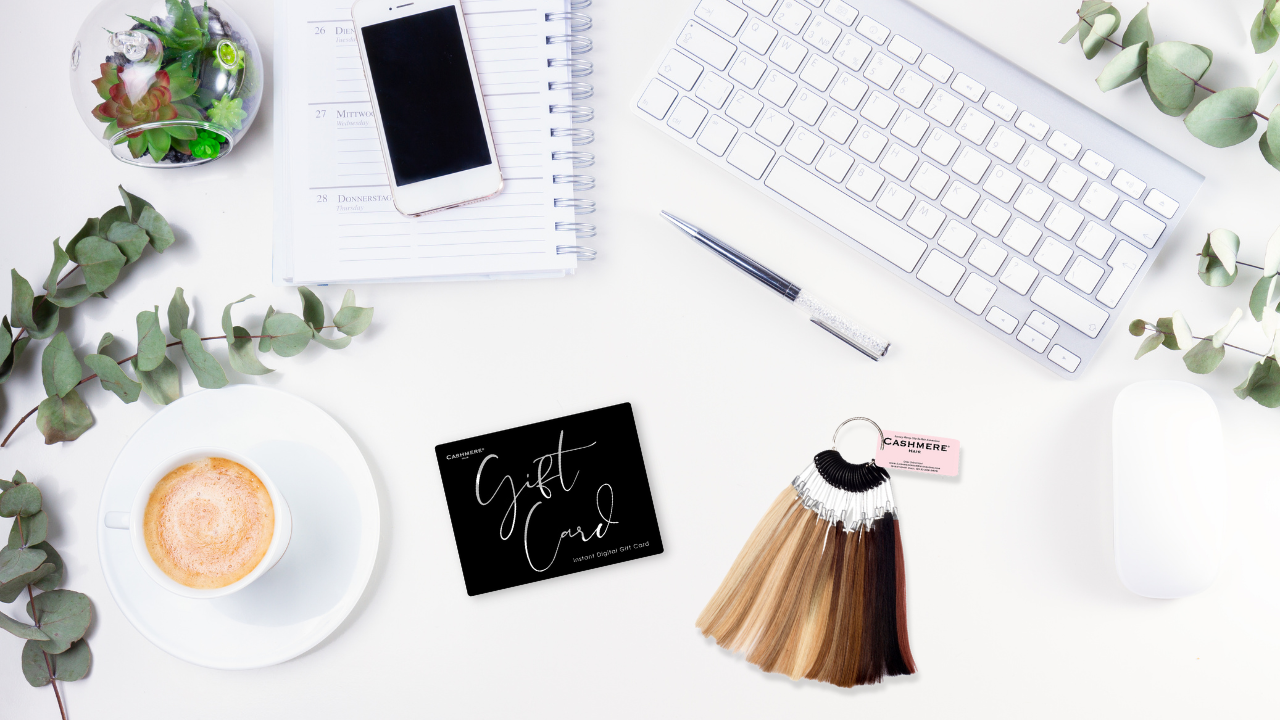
(549, 2, 596, 252)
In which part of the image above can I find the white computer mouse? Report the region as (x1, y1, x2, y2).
(1112, 380, 1224, 598)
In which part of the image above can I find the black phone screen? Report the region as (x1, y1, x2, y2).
(361, 6, 493, 186)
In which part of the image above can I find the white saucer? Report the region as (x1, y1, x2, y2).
(97, 385, 380, 670)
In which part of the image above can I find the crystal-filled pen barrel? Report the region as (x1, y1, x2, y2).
(795, 291, 890, 360)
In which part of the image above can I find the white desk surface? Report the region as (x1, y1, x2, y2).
(4, 0, 1279, 716)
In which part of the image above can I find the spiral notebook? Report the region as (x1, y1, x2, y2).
(272, 0, 596, 285)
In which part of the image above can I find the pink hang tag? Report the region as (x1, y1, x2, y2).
(875, 430, 960, 476)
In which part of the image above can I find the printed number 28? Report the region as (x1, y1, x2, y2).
(316, 194, 328, 203)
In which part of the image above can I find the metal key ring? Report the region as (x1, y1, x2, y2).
(831, 417, 885, 451)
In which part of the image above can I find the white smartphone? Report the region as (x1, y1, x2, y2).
(351, 0, 503, 216)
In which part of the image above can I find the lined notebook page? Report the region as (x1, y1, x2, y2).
(275, 0, 578, 284)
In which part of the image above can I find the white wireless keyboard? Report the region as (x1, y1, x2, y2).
(633, 0, 1203, 378)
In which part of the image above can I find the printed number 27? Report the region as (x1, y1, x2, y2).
(315, 109, 326, 118)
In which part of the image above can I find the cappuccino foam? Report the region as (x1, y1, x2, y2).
(143, 457, 275, 589)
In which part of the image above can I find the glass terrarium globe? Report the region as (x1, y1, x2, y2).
(70, 0, 262, 167)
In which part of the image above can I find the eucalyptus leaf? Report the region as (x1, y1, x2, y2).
(8, 510, 48, 549)
(12, 471, 26, 484)
(259, 306, 275, 352)
(0, 545, 46, 581)
(1235, 356, 1280, 407)
(1184, 87, 1260, 147)
(1081, 13, 1119, 60)
(47, 284, 93, 309)
(75, 236, 127, 293)
(106, 222, 149, 264)
(1143, 73, 1184, 117)
(1199, 231, 1240, 286)
(118, 186, 152, 223)
(10, 270, 59, 339)
(1250, 275, 1278, 322)
(84, 354, 141, 404)
(299, 287, 325, 330)
(136, 205, 174, 252)
(1097, 41, 1147, 92)
(1147, 42, 1212, 115)
(31, 543, 63, 591)
(222, 296, 273, 375)
(1134, 331, 1164, 359)
(1253, 3, 1279, 53)
(1060, 20, 1085, 44)
(178, 329, 228, 389)
(97, 332, 114, 353)
(263, 312, 312, 357)
(26, 589, 92, 654)
(1155, 317, 1180, 349)
(1079, 0, 1116, 21)
(41, 333, 81, 398)
(1183, 338, 1226, 374)
(36, 390, 94, 445)
(98, 205, 128, 231)
(0, 563, 54, 604)
(0, 611, 49, 641)
(334, 291, 374, 336)
(0, 317, 9, 369)
(1122, 3, 1153, 48)
(1212, 308, 1245, 348)
(1171, 311, 1195, 351)
(24, 638, 91, 687)
(1266, 224, 1280, 277)
(1260, 61, 1279, 96)
(135, 307, 166, 372)
(132, 355, 181, 405)
(311, 331, 352, 350)
(1129, 319, 1148, 336)
(1261, 129, 1280, 171)
(65, 218, 99, 262)
(0, 484, 42, 518)
(1, 336, 31, 384)
(168, 287, 189, 334)
(43, 240, 69, 294)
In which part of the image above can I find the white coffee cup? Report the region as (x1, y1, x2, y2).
(104, 447, 292, 599)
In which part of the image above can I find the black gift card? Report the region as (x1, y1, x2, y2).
(435, 403, 663, 596)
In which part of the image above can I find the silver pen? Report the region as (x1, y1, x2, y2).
(661, 211, 890, 360)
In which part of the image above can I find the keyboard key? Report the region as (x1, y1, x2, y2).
(1033, 277, 1108, 337)
(697, 115, 737, 155)
(1096, 240, 1145, 308)
(917, 249, 965, 293)
(1047, 130, 1080, 159)
(951, 73, 984, 102)
(1013, 184, 1052, 221)
(891, 111, 929, 147)
(1000, 257, 1037, 295)
(910, 162, 948, 199)
(941, 181, 980, 217)
(1048, 345, 1080, 372)
(983, 165, 1021, 202)
(851, 125, 888, 160)
(894, 72, 932, 108)
(1144, 189, 1178, 219)
(695, 73, 734, 108)
(955, 274, 997, 314)
(833, 33, 872, 71)
(953, 146, 991, 183)
(860, 91, 899, 128)
(1080, 150, 1114, 179)
(760, 70, 798, 106)
(938, 221, 977, 256)
(757, 108, 794, 145)
(1014, 111, 1049, 140)
(986, 126, 1025, 164)
(799, 55, 839, 91)
(974, 200, 1012, 236)
(727, 90, 764, 126)
(847, 163, 885, 200)
(826, 0, 858, 25)
(987, 306, 1018, 334)
(1044, 203, 1084, 239)
(1033, 237, 1072, 274)
(1016, 144, 1055, 182)
(881, 144, 918, 180)
(804, 16, 841, 53)
(1076, 222, 1115, 259)
(908, 202, 947, 239)
(1111, 169, 1146, 198)
(774, 0, 812, 34)
(956, 108, 995, 144)
(1065, 255, 1104, 293)
(888, 35, 922, 64)
(1080, 182, 1119, 218)
(743, 0, 779, 13)
(786, 127, 823, 163)
(1017, 324, 1049, 353)
(765, 158, 927, 270)
(727, 134, 775, 179)
(791, 89, 827, 124)
(877, 182, 915, 219)
(659, 50, 704, 91)
(983, 92, 1017, 122)
(695, 0, 748, 36)
(865, 52, 903, 89)
(1111, 201, 1165, 248)
(856, 16, 890, 44)
(729, 52, 767, 87)
(772, 37, 808, 73)
(1026, 309, 1059, 338)
(819, 107, 857, 143)
(1048, 164, 1087, 201)
(678, 21, 737, 70)
(830, 72, 869, 110)
(969, 238, 1008, 275)
(922, 129, 960, 164)
(667, 97, 709, 138)
(1003, 218, 1041, 254)
(924, 90, 963, 126)
(741, 18, 779, 54)
(816, 145, 855, 181)
(638, 79, 679, 119)
(920, 53, 953, 83)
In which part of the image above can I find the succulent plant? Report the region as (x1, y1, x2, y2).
(189, 129, 224, 159)
(129, 0, 212, 71)
(91, 63, 207, 162)
(208, 93, 247, 130)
